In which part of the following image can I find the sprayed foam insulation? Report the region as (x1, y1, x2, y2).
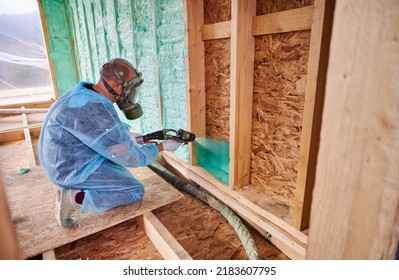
(155, 0, 189, 162)
(40, 0, 78, 95)
(132, 0, 161, 134)
(41, 0, 189, 162)
(249, 0, 312, 209)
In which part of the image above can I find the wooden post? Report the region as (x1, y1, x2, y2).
(21, 107, 37, 167)
(293, 0, 335, 230)
(307, 0, 399, 259)
(138, 212, 192, 260)
(0, 180, 22, 259)
(185, 0, 206, 165)
(229, 0, 256, 189)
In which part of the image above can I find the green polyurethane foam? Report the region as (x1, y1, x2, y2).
(194, 138, 230, 185)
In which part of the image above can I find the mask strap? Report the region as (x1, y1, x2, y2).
(109, 58, 143, 87)
(101, 77, 121, 102)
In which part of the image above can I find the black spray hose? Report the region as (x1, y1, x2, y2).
(149, 161, 259, 260)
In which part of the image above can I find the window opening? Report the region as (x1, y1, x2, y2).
(0, 0, 55, 106)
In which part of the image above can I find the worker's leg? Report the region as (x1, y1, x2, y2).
(72, 160, 144, 213)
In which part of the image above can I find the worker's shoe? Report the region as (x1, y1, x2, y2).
(55, 189, 81, 229)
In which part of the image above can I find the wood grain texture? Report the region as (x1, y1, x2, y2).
(307, 0, 399, 259)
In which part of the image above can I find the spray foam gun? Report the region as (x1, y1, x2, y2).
(135, 129, 196, 145)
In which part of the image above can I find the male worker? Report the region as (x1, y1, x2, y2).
(38, 58, 181, 229)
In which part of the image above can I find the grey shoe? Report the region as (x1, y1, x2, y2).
(55, 189, 81, 229)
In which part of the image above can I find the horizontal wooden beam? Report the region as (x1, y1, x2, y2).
(0, 128, 41, 143)
(201, 21, 231, 40)
(253, 5, 314, 36)
(0, 108, 49, 115)
(0, 124, 43, 134)
(162, 152, 307, 260)
(138, 212, 192, 260)
(200, 6, 314, 41)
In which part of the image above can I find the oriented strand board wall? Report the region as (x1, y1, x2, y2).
(204, 0, 231, 141)
(250, 0, 313, 208)
(204, 39, 230, 141)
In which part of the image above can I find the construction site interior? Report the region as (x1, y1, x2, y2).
(0, 0, 398, 260)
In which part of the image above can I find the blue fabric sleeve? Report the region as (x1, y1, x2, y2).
(58, 98, 159, 168)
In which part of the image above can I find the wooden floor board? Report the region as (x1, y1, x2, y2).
(2, 165, 183, 259)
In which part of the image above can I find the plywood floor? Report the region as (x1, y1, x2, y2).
(0, 138, 289, 260)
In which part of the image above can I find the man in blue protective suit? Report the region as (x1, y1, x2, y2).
(38, 58, 181, 229)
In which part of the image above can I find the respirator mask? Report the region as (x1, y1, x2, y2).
(101, 58, 144, 120)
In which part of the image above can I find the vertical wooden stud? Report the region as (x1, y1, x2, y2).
(293, 0, 335, 230)
(185, 0, 206, 165)
(229, 0, 256, 189)
(307, 0, 399, 259)
(0, 180, 22, 259)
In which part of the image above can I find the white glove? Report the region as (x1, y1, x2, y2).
(129, 132, 143, 146)
(163, 139, 181, 152)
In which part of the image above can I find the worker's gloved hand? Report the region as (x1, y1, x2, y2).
(163, 139, 181, 152)
(129, 132, 143, 146)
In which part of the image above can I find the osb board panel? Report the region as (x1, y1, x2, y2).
(250, 31, 310, 208)
(235, 184, 293, 224)
(0, 141, 30, 172)
(55, 219, 163, 260)
(1, 165, 183, 259)
(204, 0, 231, 24)
(54, 189, 289, 260)
(205, 38, 231, 141)
(154, 190, 289, 260)
(256, 0, 314, 16)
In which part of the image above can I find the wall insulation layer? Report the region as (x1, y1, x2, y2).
(40, 0, 189, 162)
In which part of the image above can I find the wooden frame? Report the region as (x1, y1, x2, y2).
(138, 212, 192, 260)
(229, 0, 256, 189)
(293, 0, 335, 230)
(0, 180, 22, 259)
(185, 0, 206, 165)
(307, 0, 399, 259)
(185, 0, 326, 235)
(162, 152, 307, 260)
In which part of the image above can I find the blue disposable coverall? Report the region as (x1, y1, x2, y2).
(38, 82, 159, 213)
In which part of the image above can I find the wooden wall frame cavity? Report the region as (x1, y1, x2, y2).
(185, 0, 334, 235)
